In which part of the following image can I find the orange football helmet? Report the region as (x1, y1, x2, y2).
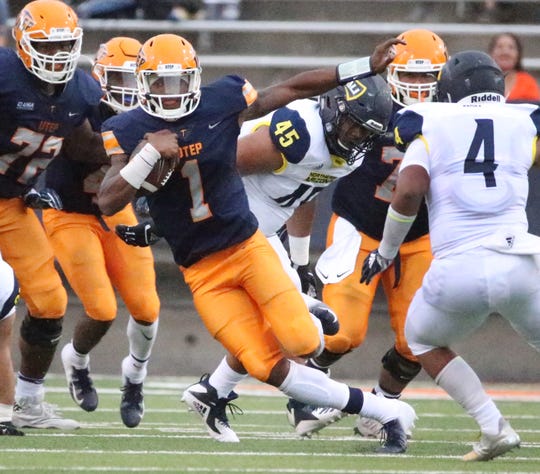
(12, 0, 82, 84)
(135, 34, 201, 121)
(92, 37, 141, 113)
(387, 29, 448, 106)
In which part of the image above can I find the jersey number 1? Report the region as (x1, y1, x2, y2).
(464, 119, 497, 188)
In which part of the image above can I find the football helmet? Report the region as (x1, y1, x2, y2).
(12, 0, 82, 84)
(136, 34, 201, 121)
(92, 37, 141, 113)
(436, 50, 505, 103)
(387, 29, 448, 106)
(319, 75, 393, 164)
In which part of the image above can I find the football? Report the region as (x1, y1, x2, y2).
(140, 156, 179, 194)
(130, 139, 180, 196)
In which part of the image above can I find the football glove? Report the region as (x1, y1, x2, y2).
(115, 222, 161, 247)
(360, 249, 393, 285)
(293, 263, 318, 298)
(23, 188, 63, 210)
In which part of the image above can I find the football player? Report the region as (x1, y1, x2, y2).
(0, 255, 24, 436)
(97, 33, 417, 451)
(284, 29, 448, 438)
(1, 0, 107, 430)
(361, 50, 538, 461)
(38, 37, 160, 428)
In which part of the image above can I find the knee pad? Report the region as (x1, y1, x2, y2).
(381, 346, 422, 383)
(20, 314, 63, 348)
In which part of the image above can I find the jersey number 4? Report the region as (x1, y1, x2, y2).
(464, 119, 498, 188)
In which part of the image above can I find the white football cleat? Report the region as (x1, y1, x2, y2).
(286, 399, 347, 437)
(12, 395, 79, 430)
(463, 418, 520, 461)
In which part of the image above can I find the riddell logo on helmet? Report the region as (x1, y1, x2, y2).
(470, 93, 502, 103)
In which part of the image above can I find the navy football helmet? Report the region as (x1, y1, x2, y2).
(436, 50, 505, 103)
(319, 75, 393, 164)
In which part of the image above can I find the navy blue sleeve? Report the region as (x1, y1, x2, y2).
(268, 107, 310, 164)
(393, 109, 424, 152)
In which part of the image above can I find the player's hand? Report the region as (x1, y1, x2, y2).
(115, 222, 161, 247)
(369, 37, 406, 74)
(293, 263, 318, 298)
(23, 188, 63, 210)
(143, 129, 178, 160)
(360, 249, 393, 285)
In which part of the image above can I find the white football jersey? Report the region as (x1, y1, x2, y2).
(240, 99, 363, 236)
(395, 99, 540, 258)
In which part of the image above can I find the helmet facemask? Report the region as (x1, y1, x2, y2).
(94, 63, 138, 112)
(388, 66, 440, 106)
(137, 66, 201, 121)
(21, 30, 82, 84)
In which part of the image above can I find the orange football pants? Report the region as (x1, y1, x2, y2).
(182, 229, 319, 382)
(42, 205, 159, 323)
(0, 198, 66, 318)
(322, 213, 432, 361)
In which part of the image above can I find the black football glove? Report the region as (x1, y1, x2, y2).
(115, 222, 161, 247)
(23, 188, 63, 210)
(293, 263, 318, 298)
(360, 249, 393, 285)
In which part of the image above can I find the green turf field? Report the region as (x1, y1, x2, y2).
(2, 375, 539, 473)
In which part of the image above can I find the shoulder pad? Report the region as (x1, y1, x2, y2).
(530, 106, 540, 136)
(393, 109, 424, 152)
(269, 107, 310, 163)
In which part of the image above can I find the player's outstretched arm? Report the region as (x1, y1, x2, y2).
(241, 37, 404, 123)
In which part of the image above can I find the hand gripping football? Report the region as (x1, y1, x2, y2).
(140, 156, 178, 193)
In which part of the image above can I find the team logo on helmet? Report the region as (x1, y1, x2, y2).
(344, 80, 367, 101)
(136, 49, 146, 69)
(16, 9, 36, 32)
(95, 43, 109, 62)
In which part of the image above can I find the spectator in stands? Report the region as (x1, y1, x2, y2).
(75, 0, 202, 20)
(0, 0, 9, 46)
(203, 0, 241, 20)
(488, 32, 540, 102)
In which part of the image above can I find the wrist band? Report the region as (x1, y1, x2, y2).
(378, 205, 417, 259)
(336, 56, 372, 84)
(119, 143, 161, 189)
(289, 235, 311, 266)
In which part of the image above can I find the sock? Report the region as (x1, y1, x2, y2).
(208, 357, 248, 399)
(435, 356, 502, 435)
(123, 318, 159, 384)
(278, 360, 350, 409)
(127, 317, 158, 362)
(0, 403, 12, 423)
(15, 374, 44, 401)
(359, 391, 400, 424)
(373, 383, 401, 399)
(65, 341, 90, 370)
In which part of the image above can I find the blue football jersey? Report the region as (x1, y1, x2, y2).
(102, 75, 259, 266)
(331, 103, 429, 242)
(45, 103, 114, 215)
(0, 48, 102, 198)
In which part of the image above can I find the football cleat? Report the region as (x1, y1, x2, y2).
(375, 399, 416, 454)
(355, 414, 413, 439)
(12, 395, 79, 430)
(61, 344, 98, 412)
(286, 399, 347, 437)
(181, 374, 241, 442)
(120, 378, 145, 428)
(0, 421, 25, 436)
(463, 418, 520, 461)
